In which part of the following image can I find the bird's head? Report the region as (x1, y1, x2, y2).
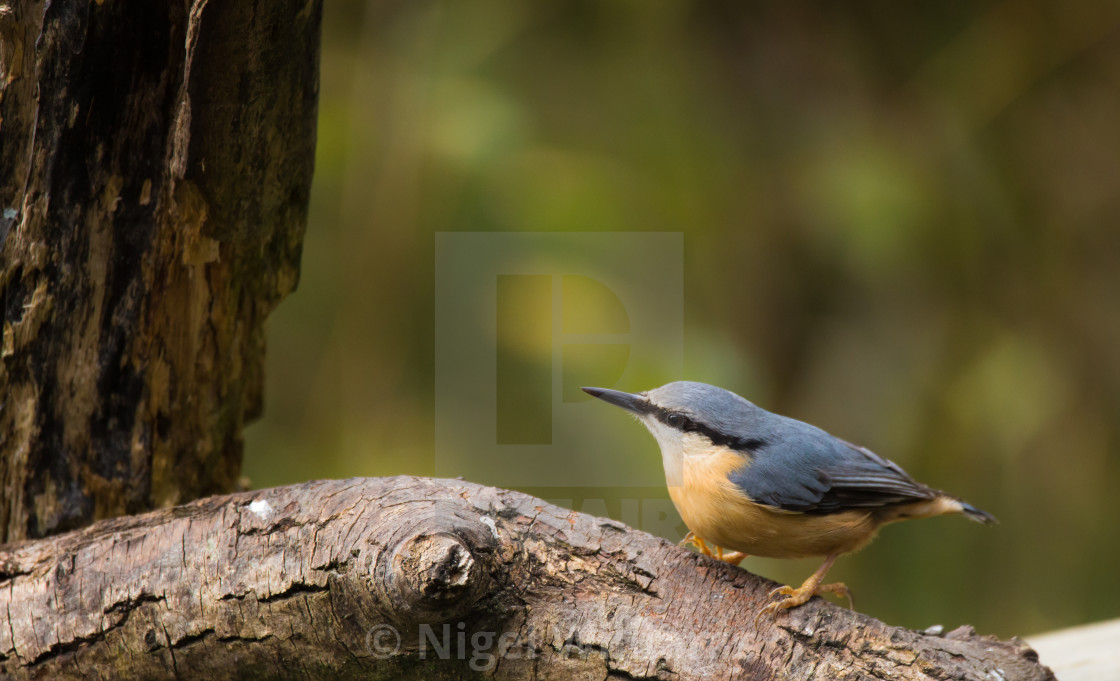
(583, 382, 766, 478)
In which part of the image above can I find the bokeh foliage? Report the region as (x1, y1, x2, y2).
(245, 0, 1120, 636)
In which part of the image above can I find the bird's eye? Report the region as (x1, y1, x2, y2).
(666, 412, 686, 429)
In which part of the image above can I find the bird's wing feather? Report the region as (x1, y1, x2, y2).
(727, 426, 938, 514)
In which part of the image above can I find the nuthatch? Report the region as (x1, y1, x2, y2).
(583, 381, 996, 617)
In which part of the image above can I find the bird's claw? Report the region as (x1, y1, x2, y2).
(681, 533, 748, 564)
(768, 585, 797, 600)
(679, 531, 699, 549)
(755, 582, 854, 625)
(754, 585, 802, 625)
(715, 547, 747, 564)
(680, 532, 714, 557)
(821, 582, 854, 610)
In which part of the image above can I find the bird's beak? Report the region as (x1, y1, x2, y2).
(581, 387, 649, 415)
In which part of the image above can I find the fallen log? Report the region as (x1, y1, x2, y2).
(0, 476, 1054, 680)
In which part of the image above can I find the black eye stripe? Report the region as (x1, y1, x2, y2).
(651, 406, 766, 452)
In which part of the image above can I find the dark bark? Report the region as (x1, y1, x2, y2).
(0, 476, 1056, 681)
(0, 0, 321, 542)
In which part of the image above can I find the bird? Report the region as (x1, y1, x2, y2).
(582, 381, 996, 618)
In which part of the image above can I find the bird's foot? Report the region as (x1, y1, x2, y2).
(680, 532, 715, 557)
(757, 581, 853, 623)
(715, 547, 748, 564)
(680, 533, 747, 563)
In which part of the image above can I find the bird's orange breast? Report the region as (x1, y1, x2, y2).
(666, 443, 880, 559)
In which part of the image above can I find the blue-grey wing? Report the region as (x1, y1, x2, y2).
(728, 423, 937, 514)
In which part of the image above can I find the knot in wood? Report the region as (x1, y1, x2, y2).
(401, 533, 476, 599)
(384, 531, 489, 625)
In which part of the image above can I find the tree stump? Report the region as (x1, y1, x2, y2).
(0, 0, 321, 543)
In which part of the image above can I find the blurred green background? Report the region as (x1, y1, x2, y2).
(244, 0, 1120, 638)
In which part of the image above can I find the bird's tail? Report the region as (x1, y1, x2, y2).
(959, 501, 998, 525)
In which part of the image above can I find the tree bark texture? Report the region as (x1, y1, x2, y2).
(0, 0, 321, 543)
(0, 476, 1056, 681)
